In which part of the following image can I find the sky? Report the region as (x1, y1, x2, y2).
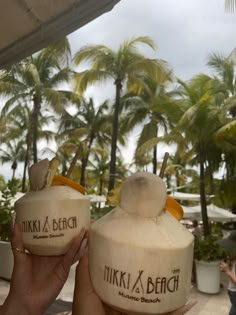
(69, 0, 236, 86)
(1, 0, 236, 179)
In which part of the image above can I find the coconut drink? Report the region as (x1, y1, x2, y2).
(89, 172, 193, 314)
(15, 158, 90, 256)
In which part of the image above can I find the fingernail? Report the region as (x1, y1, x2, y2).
(79, 238, 88, 258)
(80, 228, 86, 237)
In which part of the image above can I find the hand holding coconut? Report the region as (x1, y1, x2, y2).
(15, 158, 90, 255)
(0, 156, 90, 315)
(0, 223, 88, 315)
(88, 172, 194, 314)
(73, 253, 197, 315)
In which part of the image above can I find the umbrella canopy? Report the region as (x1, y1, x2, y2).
(0, 0, 121, 68)
(87, 194, 106, 203)
(182, 204, 236, 222)
(169, 191, 214, 201)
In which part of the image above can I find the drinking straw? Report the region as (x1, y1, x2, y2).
(159, 152, 169, 178)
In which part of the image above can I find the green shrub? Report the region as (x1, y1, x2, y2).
(194, 236, 228, 262)
(91, 205, 113, 220)
(0, 181, 16, 241)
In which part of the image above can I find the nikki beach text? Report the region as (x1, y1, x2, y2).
(21, 216, 77, 233)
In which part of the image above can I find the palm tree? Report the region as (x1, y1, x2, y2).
(4, 104, 32, 191)
(0, 116, 7, 143)
(208, 52, 235, 97)
(88, 151, 110, 196)
(59, 98, 111, 187)
(6, 103, 56, 191)
(0, 140, 25, 179)
(176, 74, 229, 236)
(122, 74, 183, 174)
(0, 38, 72, 163)
(207, 52, 236, 211)
(73, 36, 169, 190)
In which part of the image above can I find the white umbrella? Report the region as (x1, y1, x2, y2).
(182, 204, 236, 222)
(87, 194, 106, 203)
(169, 191, 214, 201)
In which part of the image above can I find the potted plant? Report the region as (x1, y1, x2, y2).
(194, 236, 228, 294)
(0, 183, 15, 280)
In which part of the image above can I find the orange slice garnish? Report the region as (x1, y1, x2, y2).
(51, 175, 85, 194)
(165, 195, 184, 220)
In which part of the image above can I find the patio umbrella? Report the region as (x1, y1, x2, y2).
(182, 204, 236, 222)
(169, 191, 214, 201)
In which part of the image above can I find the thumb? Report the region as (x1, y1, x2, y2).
(74, 253, 94, 296)
(11, 223, 28, 263)
(10, 223, 29, 286)
(73, 253, 93, 315)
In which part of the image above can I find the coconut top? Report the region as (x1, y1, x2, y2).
(119, 172, 167, 218)
(91, 207, 193, 248)
(15, 185, 89, 205)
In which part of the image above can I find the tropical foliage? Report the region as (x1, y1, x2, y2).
(73, 36, 169, 190)
(0, 36, 236, 239)
(194, 236, 228, 262)
(0, 38, 72, 163)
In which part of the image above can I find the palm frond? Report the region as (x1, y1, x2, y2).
(1, 93, 30, 115)
(73, 45, 113, 66)
(25, 63, 41, 87)
(49, 67, 71, 87)
(43, 89, 66, 113)
(73, 70, 111, 93)
(136, 137, 160, 157)
(121, 36, 157, 54)
(216, 119, 236, 146)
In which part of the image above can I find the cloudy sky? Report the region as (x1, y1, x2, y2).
(2, 0, 236, 179)
(69, 0, 236, 89)
(68, 0, 236, 167)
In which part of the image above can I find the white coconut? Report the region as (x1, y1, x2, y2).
(89, 172, 193, 314)
(15, 186, 90, 256)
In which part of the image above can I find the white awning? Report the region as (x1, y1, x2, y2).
(0, 0, 121, 68)
(182, 204, 236, 222)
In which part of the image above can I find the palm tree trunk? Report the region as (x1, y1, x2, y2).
(22, 133, 30, 192)
(199, 151, 210, 237)
(152, 126, 158, 174)
(32, 93, 41, 163)
(22, 158, 28, 192)
(208, 162, 215, 196)
(99, 177, 103, 196)
(80, 156, 87, 187)
(80, 137, 93, 187)
(108, 79, 122, 191)
(12, 166, 16, 179)
(152, 146, 157, 174)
